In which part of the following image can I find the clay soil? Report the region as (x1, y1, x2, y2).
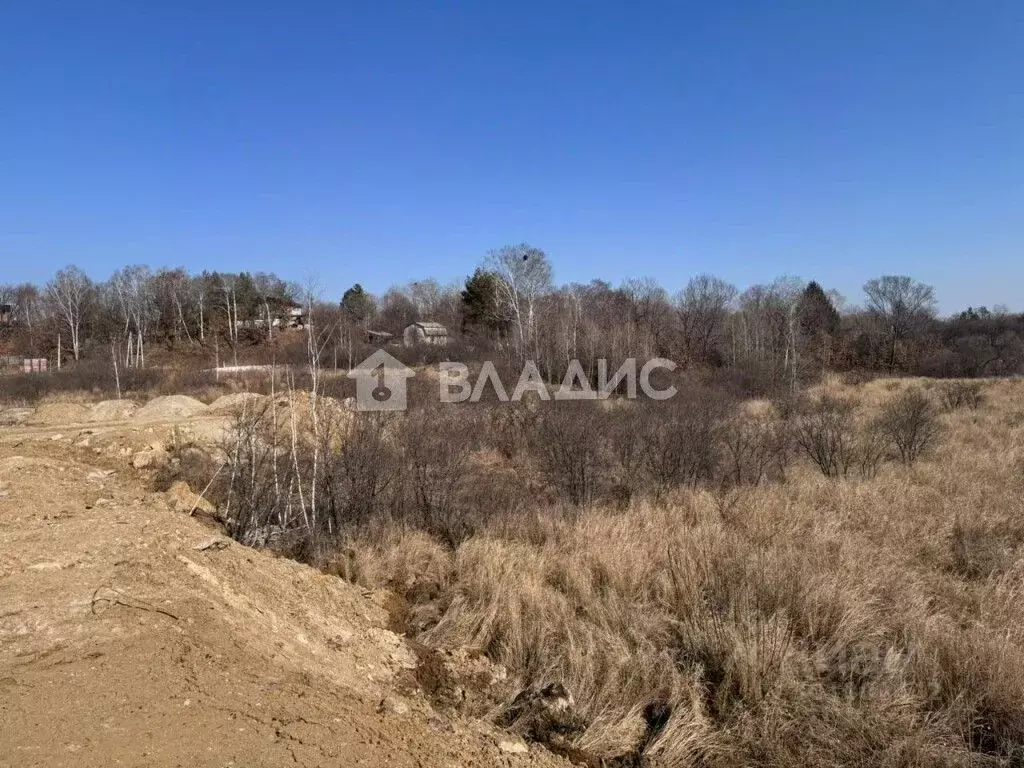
(0, 402, 563, 768)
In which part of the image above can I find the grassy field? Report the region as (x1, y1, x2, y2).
(346, 377, 1024, 766)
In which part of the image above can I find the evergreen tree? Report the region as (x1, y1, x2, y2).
(798, 281, 840, 338)
(798, 280, 841, 370)
(340, 283, 375, 326)
(460, 268, 506, 334)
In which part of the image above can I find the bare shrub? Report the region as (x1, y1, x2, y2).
(398, 405, 482, 546)
(0, 359, 224, 406)
(529, 401, 611, 506)
(322, 410, 401, 530)
(639, 398, 724, 496)
(221, 377, 1024, 766)
(0, 372, 57, 405)
(853, 419, 889, 479)
(606, 404, 648, 506)
(0, 361, 120, 404)
(216, 394, 403, 557)
(791, 397, 859, 478)
(841, 369, 877, 386)
(487, 401, 537, 459)
(152, 442, 221, 494)
(939, 381, 985, 411)
(220, 400, 290, 546)
(877, 388, 941, 464)
(719, 413, 790, 487)
(791, 397, 897, 479)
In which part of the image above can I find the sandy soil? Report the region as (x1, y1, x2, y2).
(0, 403, 563, 768)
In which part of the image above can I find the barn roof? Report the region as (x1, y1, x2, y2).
(410, 321, 448, 335)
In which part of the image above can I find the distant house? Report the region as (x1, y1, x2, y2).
(284, 306, 306, 328)
(365, 329, 395, 344)
(403, 321, 448, 347)
(232, 305, 307, 331)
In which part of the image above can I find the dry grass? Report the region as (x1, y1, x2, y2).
(352, 378, 1024, 766)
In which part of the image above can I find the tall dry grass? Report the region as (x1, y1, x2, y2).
(350, 378, 1024, 766)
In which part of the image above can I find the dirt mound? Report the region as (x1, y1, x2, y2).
(0, 430, 564, 768)
(134, 395, 208, 422)
(0, 407, 32, 426)
(275, 391, 352, 422)
(207, 392, 267, 414)
(26, 401, 89, 425)
(87, 399, 139, 422)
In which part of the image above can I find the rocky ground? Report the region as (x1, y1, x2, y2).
(0, 397, 565, 768)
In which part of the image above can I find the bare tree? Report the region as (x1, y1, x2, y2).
(485, 244, 554, 358)
(253, 272, 291, 341)
(110, 265, 156, 367)
(151, 268, 193, 344)
(193, 273, 213, 342)
(407, 278, 442, 317)
(46, 265, 93, 361)
(863, 276, 936, 372)
(378, 286, 419, 333)
(675, 274, 736, 365)
(218, 273, 239, 345)
(10, 282, 48, 356)
(623, 277, 674, 356)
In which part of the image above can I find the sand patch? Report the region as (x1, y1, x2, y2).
(26, 401, 89, 426)
(87, 399, 139, 422)
(207, 392, 267, 415)
(135, 395, 208, 422)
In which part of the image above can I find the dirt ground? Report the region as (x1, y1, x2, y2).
(0, 400, 564, 768)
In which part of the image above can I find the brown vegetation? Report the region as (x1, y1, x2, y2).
(196, 375, 1024, 766)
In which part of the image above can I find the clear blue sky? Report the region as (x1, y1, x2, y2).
(1, 1, 1021, 314)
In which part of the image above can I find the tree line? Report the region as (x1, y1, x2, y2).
(2, 245, 1022, 383)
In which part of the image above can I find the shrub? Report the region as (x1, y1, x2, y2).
(152, 442, 221, 494)
(211, 373, 1024, 765)
(398, 405, 482, 546)
(606, 404, 648, 505)
(217, 396, 404, 555)
(938, 381, 985, 411)
(719, 413, 790, 487)
(877, 388, 941, 464)
(0, 360, 223, 405)
(219, 400, 290, 546)
(529, 401, 611, 506)
(322, 410, 401, 530)
(853, 419, 889, 479)
(639, 398, 724, 496)
(790, 397, 859, 478)
(488, 401, 538, 459)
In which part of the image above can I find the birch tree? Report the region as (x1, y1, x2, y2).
(110, 265, 156, 367)
(46, 265, 93, 361)
(485, 244, 554, 359)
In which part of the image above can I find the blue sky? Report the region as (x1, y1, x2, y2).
(1, 1, 1021, 313)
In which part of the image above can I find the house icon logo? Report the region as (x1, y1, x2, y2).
(347, 350, 415, 411)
